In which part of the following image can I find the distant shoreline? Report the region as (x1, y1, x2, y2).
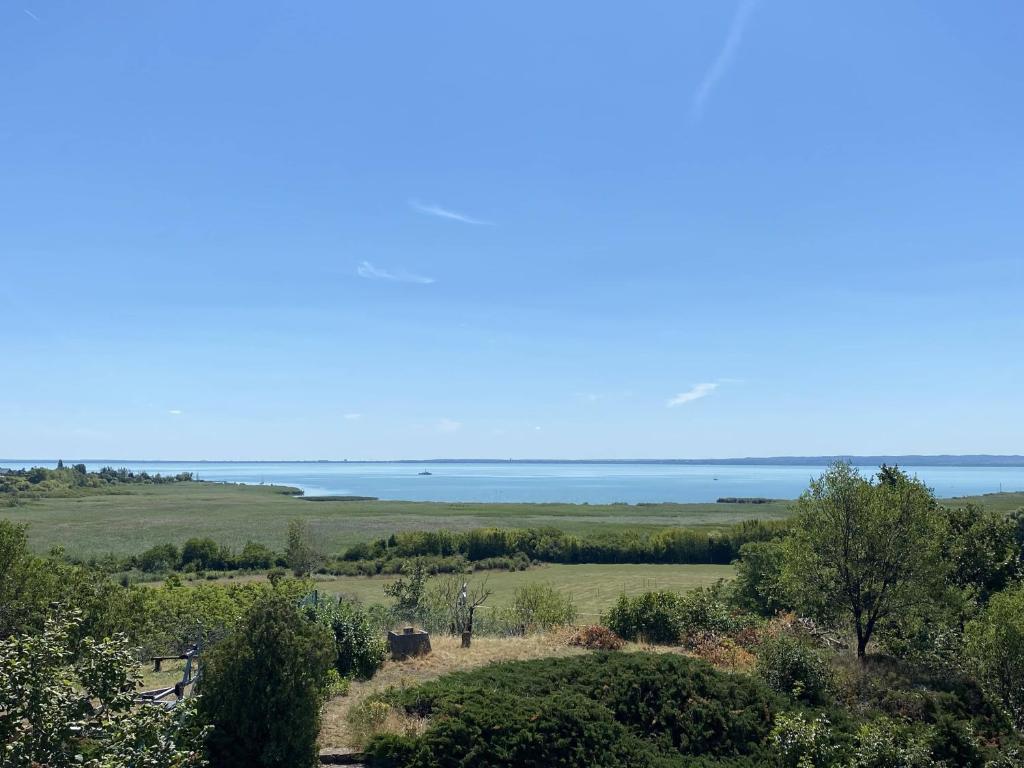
(4, 455, 1024, 467)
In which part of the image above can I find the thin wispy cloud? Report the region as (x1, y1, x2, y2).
(24, 8, 40, 21)
(410, 200, 492, 226)
(667, 382, 718, 407)
(436, 418, 462, 434)
(343, 413, 362, 421)
(691, 0, 760, 121)
(356, 260, 435, 285)
(168, 409, 184, 416)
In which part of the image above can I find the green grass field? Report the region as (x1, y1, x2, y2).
(4, 481, 1022, 560)
(3, 481, 796, 557)
(186, 562, 736, 617)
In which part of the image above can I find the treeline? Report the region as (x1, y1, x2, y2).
(343, 518, 789, 566)
(93, 518, 791, 578)
(0, 462, 193, 503)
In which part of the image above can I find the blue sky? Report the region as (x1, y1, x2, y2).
(2, 1, 1022, 460)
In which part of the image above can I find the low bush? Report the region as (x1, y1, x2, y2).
(602, 590, 683, 643)
(308, 598, 386, 680)
(755, 633, 833, 705)
(568, 624, 624, 650)
(371, 652, 782, 766)
(499, 582, 577, 633)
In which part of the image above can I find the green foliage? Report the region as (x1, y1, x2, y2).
(198, 591, 335, 768)
(603, 590, 683, 643)
(308, 598, 386, 680)
(676, 583, 747, 639)
(0, 464, 192, 504)
(383, 559, 430, 623)
(285, 519, 324, 577)
(781, 463, 947, 657)
(941, 503, 1022, 604)
(353, 518, 789, 568)
(238, 541, 276, 570)
(964, 584, 1024, 732)
(180, 537, 226, 571)
(756, 633, 834, 705)
(372, 652, 781, 766)
(499, 582, 577, 632)
(136, 577, 311, 657)
(0, 520, 145, 644)
(140, 542, 181, 572)
(769, 712, 845, 768)
(0, 608, 206, 768)
(732, 539, 790, 616)
(850, 717, 934, 768)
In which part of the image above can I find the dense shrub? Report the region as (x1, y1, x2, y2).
(350, 519, 789, 568)
(965, 583, 1024, 731)
(139, 542, 180, 572)
(499, 582, 577, 633)
(602, 591, 683, 643)
(0, 608, 206, 768)
(731, 539, 790, 616)
(755, 633, 833, 704)
(308, 598, 386, 680)
(370, 652, 782, 766)
(180, 537, 226, 570)
(199, 591, 335, 768)
(676, 585, 748, 641)
(238, 541, 276, 570)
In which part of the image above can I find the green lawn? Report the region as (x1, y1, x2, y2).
(4, 481, 794, 558)
(5, 481, 1022, 560)
(198, 563, 736, 618)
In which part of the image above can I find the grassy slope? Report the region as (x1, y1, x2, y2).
(5, 481, 1022, 559)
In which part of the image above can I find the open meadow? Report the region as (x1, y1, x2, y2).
(7, 480, 1023, 560)
(5, 480, 797, 557)
(192, 562, 735, 617)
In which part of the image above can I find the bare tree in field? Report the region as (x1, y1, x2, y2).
(430, 575, 491, 647)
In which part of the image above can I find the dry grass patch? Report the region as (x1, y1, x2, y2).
(319, 632, 586, 750)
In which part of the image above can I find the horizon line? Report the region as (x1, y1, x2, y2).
(4, 453, 1024, 466)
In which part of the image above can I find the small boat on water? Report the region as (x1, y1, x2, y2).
(418, 470, 432, 476)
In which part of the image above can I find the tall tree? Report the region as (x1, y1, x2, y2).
(781, 462, 946, 658)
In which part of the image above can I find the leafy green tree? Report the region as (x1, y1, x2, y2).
(0, 608, 206, 768)
(964, 584, 1024, 732)
(383, 559, 429, 622)
(781, 463, 947, 658)
(238, 541, 276, 570)
(942, 503, 1022, 603)
(180, 538, 224, 570)
(285, 519, 324, 577)
(198, 591, 334, 768)
(732, 539, 790, 616)
(140, 543, 181, 573)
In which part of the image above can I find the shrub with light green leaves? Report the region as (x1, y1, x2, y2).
(499, 582, 577, 633)
(308, 598, 386, 680)
(964, 583, 1024, 732)
(756, 632, 834, 705)
(602, 590, 683, 643)
(0, 608, 206, 768)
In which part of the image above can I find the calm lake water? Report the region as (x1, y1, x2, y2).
(3, 460, 1023, 504)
